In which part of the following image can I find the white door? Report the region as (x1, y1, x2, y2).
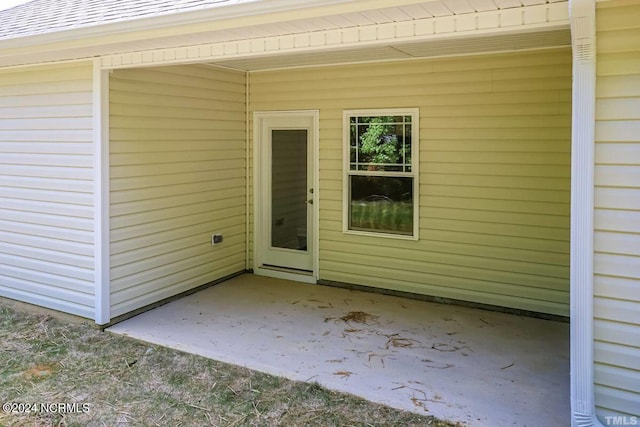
(255, 111, 317, 273)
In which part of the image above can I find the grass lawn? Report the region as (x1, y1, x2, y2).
(0, 301, 461, 427)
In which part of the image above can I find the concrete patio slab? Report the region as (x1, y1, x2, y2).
(107, 274, 570, 426)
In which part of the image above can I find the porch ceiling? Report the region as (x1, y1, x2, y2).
(211, 27, 570, 71)
(99, 0, 570, 70)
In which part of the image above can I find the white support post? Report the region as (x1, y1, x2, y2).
(569, 0, 603, 426)
(93, 59, 111, 325)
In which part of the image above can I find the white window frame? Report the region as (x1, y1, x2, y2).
(342, 108, 419, 240)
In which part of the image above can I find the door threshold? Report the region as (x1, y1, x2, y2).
(254, 265, 317, 284)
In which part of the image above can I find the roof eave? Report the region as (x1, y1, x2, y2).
(0, 0, 428, 50)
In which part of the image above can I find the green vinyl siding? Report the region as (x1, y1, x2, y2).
(249, 49, 572, 316)
(594, 0, 640, 419)
(109, 65, 246, 317)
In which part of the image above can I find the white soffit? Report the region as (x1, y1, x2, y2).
(100, 0, 570, 70)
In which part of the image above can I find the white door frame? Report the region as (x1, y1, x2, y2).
(253, 110, 319, 284)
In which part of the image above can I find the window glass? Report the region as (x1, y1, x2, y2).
(344, 110, 418, 238)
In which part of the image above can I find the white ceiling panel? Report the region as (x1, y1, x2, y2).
(421, 1, 456, 17)
(215, 45, 409, 71)
(493, 0, 525, 9)
(375, 7, 415, 21)
(441, 0, 477, 14)
(466, 0, 500, 12)
(398, 4, 435, 19)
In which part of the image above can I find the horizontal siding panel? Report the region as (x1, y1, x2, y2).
(595, 188, 640, 210)
(421, 195, 569, 216)
(0, 104, 91, 119)
(111, 240, 245, 293)
(596, 98, 640, 120)
(0, 229, 92, 256)
(2, 252, 93, 282)
(1, 164, 93, 181)
(0, 275, 93, 318)
(595, 319, 640, 348)
(423, 173, 570, 190)
(0, 117, 92, 130)
(595, 209, 640, 233)
(111, 187, 244, 217)
(111, 218, 244, 257)
(111, 165, 244, 190)
(110, 105, 245, 121)
(322, 248, 567, 291)
(109, 128, 244, 142)
(0, 220, 92, 244)
(595, 275, 640, 301)
(424, 139, 571, 152)
(595, 341, 640, 372)
(323, 240, 568, 280)
(0, 80, 93, 96)
(595, 365, 640, 395)
(110, 205, 245, 243)
(1, 153, 93, 168)
(0, 61, 95, 319)
(0, 141, 93, 155)
(595, 296, 640, 324)
(595, 386, 640, 417)
(0, 129, 92, 142)
(112, 231, 244, 282)
(595, 253, 640, 279)
(424, 184, 569, 203)
(0, 92, 92, 108)
(0, 197, 92, 218)
(111, 191, 245, 230)
(596, 74, 640, 98)
(596, 121, 640, 142)
(598, 28, 640, 54)
(109, 64, 246, 316)
(109, 94, 245, 113)
(597, 52, 640, 76)
(595, 231, 640, 257)
(110, 255, 245, 317)
(595, 165, 640, 187)
(0, 186, 92, 205)
(425, 162, 570, 177)
(110, 149, 245, 165)
(320, 265, 568, 315)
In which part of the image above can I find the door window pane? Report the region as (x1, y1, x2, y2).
(271, 130, 308, 250)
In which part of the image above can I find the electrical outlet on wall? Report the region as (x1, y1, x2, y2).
(211, 234, 223, 246)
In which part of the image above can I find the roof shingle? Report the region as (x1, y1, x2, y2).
(0, 0, 235, 41)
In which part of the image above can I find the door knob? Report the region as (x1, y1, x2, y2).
(305, 199, 313, 205)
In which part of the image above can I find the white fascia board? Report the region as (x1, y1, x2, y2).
(568, 0, 604, 426)
(0, 0, 433, 51)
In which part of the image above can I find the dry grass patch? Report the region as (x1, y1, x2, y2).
(0, 302, 461, 427)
